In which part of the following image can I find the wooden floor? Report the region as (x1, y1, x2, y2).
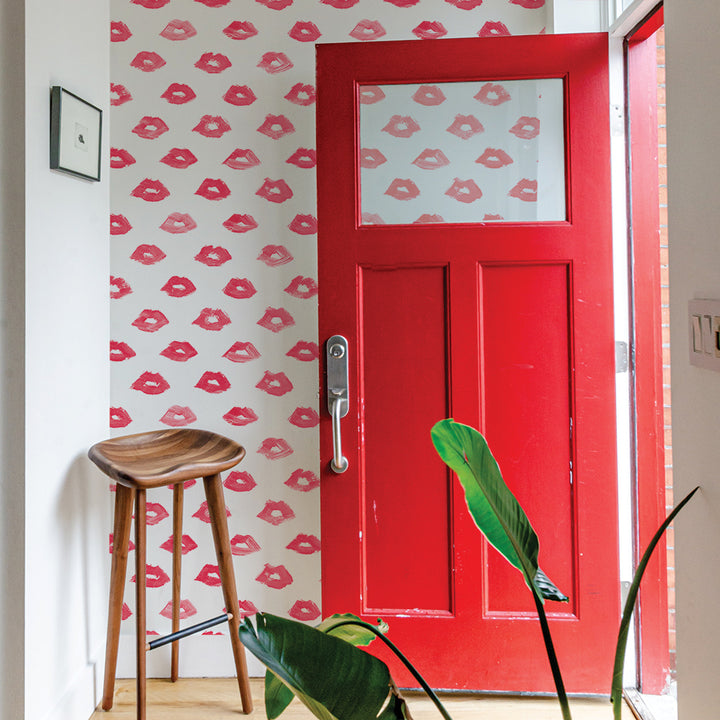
(91, 677, 633, 719)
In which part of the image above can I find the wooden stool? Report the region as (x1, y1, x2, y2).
(89, 429, 253, 718)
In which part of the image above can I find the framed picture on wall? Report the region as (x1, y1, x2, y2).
(50, 86, 102, 181)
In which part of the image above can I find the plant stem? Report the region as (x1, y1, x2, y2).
(326, 619, 454, 720)
(530, 590, 573, 720)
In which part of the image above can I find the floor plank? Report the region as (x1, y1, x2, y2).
(91, 678, 632, 719)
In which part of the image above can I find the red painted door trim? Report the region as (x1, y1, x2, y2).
(626, 13, 670, 694)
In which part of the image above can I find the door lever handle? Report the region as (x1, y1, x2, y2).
(326, 335, 349, 474)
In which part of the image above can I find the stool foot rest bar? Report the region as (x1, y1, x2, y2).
(89, 429, 254, 719)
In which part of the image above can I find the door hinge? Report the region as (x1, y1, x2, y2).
(615, 341, 629, 373)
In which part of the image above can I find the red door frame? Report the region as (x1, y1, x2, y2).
(625, 3, 669, 694)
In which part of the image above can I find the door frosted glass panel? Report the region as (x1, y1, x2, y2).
(359, 80, 566, 225)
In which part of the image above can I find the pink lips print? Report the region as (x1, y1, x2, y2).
(412, 21, 448, 39)
(223, 21, 258, 40)
(286, 341, 319, 362)
(110, 407, 132, 428)
(111, 147, 136, 168)
(160, 341, 198, 362)
(223, 214, 258, 233)
(132, 116, 169, 140)
(508, 178, 538, 202)
(192, 308, 231, 331)
(412, 149, 450, 169)
(193, 115, 231, 138)
(224, 149, 260, 170)
(224, 471, 257, 493)
(230, 535, 261, 556)
(131, 371, 170, 395)
(130, 51, 166, 72)
(412, 85, 446, 106)
(284, 84, 316, 106)
(236, 601, 258, 619)
(110, 341, 136, 362)
(289, 600, 321, 622)
(382, 115, 421, 138)
(359, 148, 387, 169)
(131, 179, 170, 202)
(476, 148, 514, 168)
(257, 438, 293, 460)
(257, 51, 293, 74)
(415, 214, 444, 223)
(321, 0, 358, 7)
(257, 307, 295, 333)
(446, 0, 483, 8)
(132, 0, 169, 7)
(160, 212, 197, 234)
(160, 148, 198, 169)
(110, 214, 132, 235)
(110, 276, 132, 299)
(447, 114, 484, 139)
(257, 115, 295, 140)
(224, 278, 257, 299)
(256, 371, 294, 397)
(255, 564, 293, 590)
(446, 178, 483, 203)
(223, 407, 259, 426)
(288, 407, 321, 428)
(257, 500, 295, 526)
(284, 276, 318, 299)
(475, 82, 512, 106)
(258, 245, 293, 266)
(145, 502, 170, 525)
(289, 214, 317, 235)
(132, 309, 169, 332)
(160, 534, 197, 555)
(131, 244, 166, 265)
(195, 245, 232, 266)
(195, 371, 231, 394)
(160, 406, 197, 427)
(160, 599, 197, 621)
(195, 52, 232, 74)
(161, 83, 196, 104)
(223, 341, 261, 363)
(110, 83, 132, 107)
(288, 21, 321, 42)
(358, 86, 386, 105)
(131, 565, 170, 588)
(349, 20, 386, 41)
(161, 275, 196, 297)
(195, 564, 222, 587)
(195, 178, 231, 201)
(511, 0, 545, 7)
(160, 19, 197, 41)
(111, 21, 132, 42)
(196, 0, 230, 6)
(285, 469, 320, 492)
(224, 85, 257, 107)
(286, 148, 316, 169)
(193, 501, 230, 524)
(256, 178, 293, 203)
(509, 116, 540, 139)
(478, 21, 511, 37)
(385, 178, 421, 201)
(286, 534, 321, 555)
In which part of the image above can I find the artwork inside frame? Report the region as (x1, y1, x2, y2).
(49, 86, 102, 182)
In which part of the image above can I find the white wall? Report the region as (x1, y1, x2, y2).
(665, 2, 720, 718)
(22, 2, 111, 720)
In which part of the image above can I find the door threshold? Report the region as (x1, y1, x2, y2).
(624, 688, 677, 720)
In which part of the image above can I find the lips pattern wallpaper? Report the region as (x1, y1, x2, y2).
(110, 0, 546, 659)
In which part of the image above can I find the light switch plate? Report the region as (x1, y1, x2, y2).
(688, 299, 720, 371)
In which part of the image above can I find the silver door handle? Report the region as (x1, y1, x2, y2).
(326, 335, 349, 474)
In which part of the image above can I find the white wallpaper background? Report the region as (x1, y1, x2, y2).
(109, 0, 547, 673)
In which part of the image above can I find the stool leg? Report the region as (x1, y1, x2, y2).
(135, 488, 147, 720)
(171, 482, 184, 682)
(203, 473, 254, 714)
(102, 484, 134, 711)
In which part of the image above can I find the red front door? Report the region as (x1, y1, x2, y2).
(317, 33, 619, 693)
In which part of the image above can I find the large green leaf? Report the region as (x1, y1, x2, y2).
(431, 419, 566, 602)
(240, 613, 409, 720)
(264, 613, 389, 718)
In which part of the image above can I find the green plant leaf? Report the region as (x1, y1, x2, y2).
(264, 613, 390, 718)
(610, 486, 699, 720)
(240, 613, 410, 720)
(431, 419, 566, 602)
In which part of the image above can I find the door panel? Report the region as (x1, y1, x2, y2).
(317, 33, 619, 693)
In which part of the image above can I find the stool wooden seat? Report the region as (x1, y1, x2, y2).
(89, 429, 253, 718)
